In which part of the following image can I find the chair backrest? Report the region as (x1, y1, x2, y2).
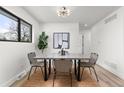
(54, 59, 72, 73)
(28, 52, 36, 64)
(89, 53, 99, 65)
(58, 50, 69, 55)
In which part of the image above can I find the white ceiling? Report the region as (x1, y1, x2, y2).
(23, 6, 120, 29)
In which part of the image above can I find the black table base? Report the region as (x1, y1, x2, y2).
(44, 59, 81, 81)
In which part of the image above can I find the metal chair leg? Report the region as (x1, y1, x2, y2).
(71, 72, 72, 87)
(28, 66, 33, 80)
(53, 72, 56, 87)
(40, 67, 44, 79)
(92, 67, 99, 82)
(81, 67, 84, 79)
(34, 67, 37, 73)
(89, 67, 92, 75)
(53, 74, 54, 87)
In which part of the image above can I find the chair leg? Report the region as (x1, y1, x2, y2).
(53, 73, 56, 87)
(34, 67, 37, 73)
(89, 67, 92, 75)
(81, 67, 84, 79)
(92, 67, 99, 82)
(27, 66, 33, 80)
(70, 72, 72, 87)
(40, 67, 44, 79)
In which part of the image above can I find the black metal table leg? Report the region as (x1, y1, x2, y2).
(74, 59, 77, 76)
(49, 59, 51, 75)
(44, 59, 48, 81)
(77, 59, 81, 81)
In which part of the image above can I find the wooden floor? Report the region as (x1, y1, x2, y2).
(11, 65, 124, 87)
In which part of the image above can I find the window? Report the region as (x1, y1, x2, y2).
(0, 7, 32, 42)
(53, 32, 70, 49)
(21, 20, 32, 42)
(0, 8, 18, 41)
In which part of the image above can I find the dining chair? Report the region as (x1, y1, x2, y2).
(58, 50, 69, 55)
(27, 52, 44, 80)
(80, 53, 99, 82)
(53, 59, 72, 87)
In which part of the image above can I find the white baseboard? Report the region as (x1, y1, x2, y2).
(98, 63, 124, 80)
(0, 67, 30, 87)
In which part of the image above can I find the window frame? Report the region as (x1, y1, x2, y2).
(0, 7, 32, 43)
(53, 32, 70, 49)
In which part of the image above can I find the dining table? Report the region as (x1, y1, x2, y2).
(33, 53, 90, 81)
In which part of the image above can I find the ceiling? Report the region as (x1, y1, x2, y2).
(23, 6, 120, 29)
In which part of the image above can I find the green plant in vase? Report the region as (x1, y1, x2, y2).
(38, 32, 48, 53)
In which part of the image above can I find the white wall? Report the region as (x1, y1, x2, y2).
(91, 7, 124, 79)
(36, 23, 82, 54)
(0, 6, 39, 86)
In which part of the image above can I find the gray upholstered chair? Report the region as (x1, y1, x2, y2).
(27, 52, 44, 80)
(58, 50, 69, 55)
(53, 59, 72, 87)
(80, 53, 99, 81)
